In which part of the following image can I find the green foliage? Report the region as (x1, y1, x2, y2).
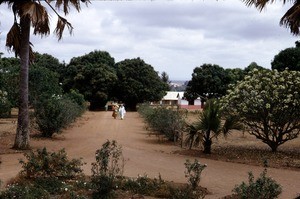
(184, 63, 231, 102)
(232, 169, 282, 199)
(91, 140, 124, 199)
(19, 147, 84, 179)
(114, 58, 169, 110)
(64, 89, 86, 108)
(271, 41, 300, 71)
(168, 185, 205, 199)
(0, 90, 11, 118)
(184, 159, 206, 190)
(29, 64, 63, 105)
(33, 177, 65, 194)
(34, 93, 85, 137)
(186, 99, 242, 154)
(244, 62, 266, 74)
(0, 57, 19, 107)
(138, 104, 186, 141)
(33, 52, 63, 75)
(62, 50, 117, 110)
(122, 174, 166, 196)
(0, 182, 50, 199)
(221, 69, 300, 152)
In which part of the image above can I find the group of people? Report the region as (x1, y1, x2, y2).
(112, 104, 126, 120)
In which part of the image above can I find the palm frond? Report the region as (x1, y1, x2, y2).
(280, 1, 300, 35)
(6, 22, 21, 57)
(199, 99, 221, 133)
(49, 0, 90, 15)
(54, 16, 73, 40)
(20, 1, 50, 36)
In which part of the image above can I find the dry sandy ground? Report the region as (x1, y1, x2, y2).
(0, 111, 300, 199)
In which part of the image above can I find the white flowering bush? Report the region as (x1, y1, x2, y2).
(221, 69, 300, 152)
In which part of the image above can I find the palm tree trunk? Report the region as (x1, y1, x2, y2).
(13, 15, 30, 150)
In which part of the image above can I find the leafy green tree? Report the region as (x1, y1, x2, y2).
(271, 41, 300, 71)
(226, 68, 245, 85)
(244, 62, 266, 74)
(29, 65, 62, 105)
(243, 0, 300, 35)
(33, 52, 64, 75)
(185, 99, 242, 154)
(0, 0, 89, 149)
(0, 57, 20, 107)
(114, 58, 169, 110)
(63, 50, 117, 110)
(184, 64, 230, 104)
(221, 69, 300, 152)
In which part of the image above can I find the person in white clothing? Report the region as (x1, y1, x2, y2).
(119, 104, 126, 120)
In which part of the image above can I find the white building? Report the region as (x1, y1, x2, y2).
(160, 91, 202, 109)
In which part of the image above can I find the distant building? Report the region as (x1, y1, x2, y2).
(159, 91, 202, 110)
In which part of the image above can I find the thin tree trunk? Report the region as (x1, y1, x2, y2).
(13, 15, 30, 150)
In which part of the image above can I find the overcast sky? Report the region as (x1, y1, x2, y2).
(0, 0, 298, 80)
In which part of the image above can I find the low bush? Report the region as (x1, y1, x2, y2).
(0, 181, 50, 199)
(91, 140, 124, 199)
(138, 104, 186, 141)
(19, 147, 84, 179)
(0, 142, 209, 199)
(34, 92, 85, 137)
(232, 168, 282, 199)
(121, 174, 167, 197)
(184, 159, 207, 190)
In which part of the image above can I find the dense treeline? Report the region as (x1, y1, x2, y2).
(0, 51, 169, 111)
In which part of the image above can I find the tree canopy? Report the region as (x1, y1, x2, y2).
(63, 50, 117, 110)
(114, 58, 169, 110)
(221, 69, 300, 152)
(271, 41, 300, 71)
(184, 64, 230, 103)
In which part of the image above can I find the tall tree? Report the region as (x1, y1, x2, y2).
(161, 71, 171, 90)
(243, 0, 300, 35)
(63, 50, 117, 110)
(114, 58, 169, 110)
(0, 0, 89, 149)
(184, 64, 230, 104)
(244, 62, 266, 74)
(271, 41, 300, 71)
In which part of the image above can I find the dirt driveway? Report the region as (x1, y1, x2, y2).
(0, 111, 299, 198)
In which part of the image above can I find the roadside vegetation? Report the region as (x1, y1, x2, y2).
(0, 140, 209, 199)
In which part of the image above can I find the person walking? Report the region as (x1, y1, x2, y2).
(119, 104, 126, 120)
(112, 103, 119, 119)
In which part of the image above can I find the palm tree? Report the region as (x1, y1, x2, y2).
(243, 0, 300, 35)
(0, 0, 89, 149)
(185, 99, 243, 154)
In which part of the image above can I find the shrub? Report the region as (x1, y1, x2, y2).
(122, 174, 167, 196)
(168, 185, 205, 199)
(64, 89, 86, 113)
(91, 140, 124, 199)
(184, 159, 207, 190)
(0, 182, 50, 199)
(232, 168, 282, 199)
(19, 147, 84, 179)
(34, 93, 85, 137)
(33, 177, 65, 194)
(138, 104, 186, 141)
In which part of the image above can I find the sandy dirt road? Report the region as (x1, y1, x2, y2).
(0, 111, 299, 198)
